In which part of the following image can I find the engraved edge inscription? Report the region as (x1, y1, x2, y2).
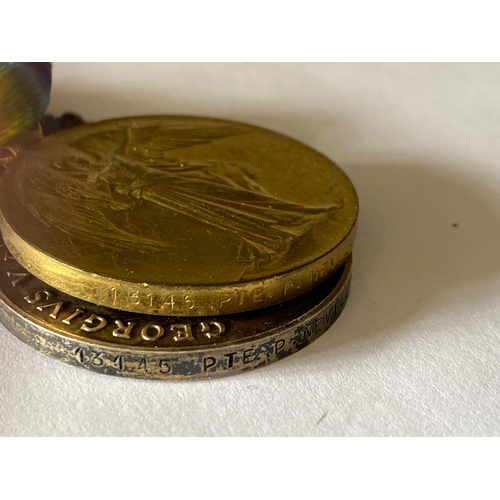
(0, 247, 352, 379)
(0, 279, 350, 379)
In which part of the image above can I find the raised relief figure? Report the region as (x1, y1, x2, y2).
(19, 122, 340, 268)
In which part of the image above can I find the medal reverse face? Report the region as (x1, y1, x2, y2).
(0, 116, 357, 315)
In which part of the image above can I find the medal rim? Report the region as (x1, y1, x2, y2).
(0, 255, 352, 380)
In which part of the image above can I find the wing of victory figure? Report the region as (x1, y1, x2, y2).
(20, 121, 341, 269)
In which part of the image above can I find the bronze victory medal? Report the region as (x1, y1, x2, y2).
(0, 242, 352, 380)
(0, 116, 358, 315)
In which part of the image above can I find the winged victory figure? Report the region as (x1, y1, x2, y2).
(19, 120, 341, 269)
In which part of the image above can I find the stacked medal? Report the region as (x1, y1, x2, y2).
(0, 63, 358, 379)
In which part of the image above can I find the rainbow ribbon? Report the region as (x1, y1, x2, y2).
(0, 62, 51, 146)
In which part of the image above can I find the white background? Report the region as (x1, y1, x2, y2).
(1, 63, 499, 436)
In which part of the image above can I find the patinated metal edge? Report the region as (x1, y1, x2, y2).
(0, 258, 352, 380)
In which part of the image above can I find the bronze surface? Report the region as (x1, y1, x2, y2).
(0, 241, 352, 380)
(0, 115, 357, 315)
